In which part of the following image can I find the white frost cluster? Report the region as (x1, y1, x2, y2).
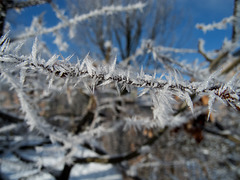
(196, 16, 235, 33)
(2, 33, 239, 130)
(53, 31, 69, 51)
(12, 2, 146, 41)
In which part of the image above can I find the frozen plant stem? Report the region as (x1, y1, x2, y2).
(12, 3, 146, 41)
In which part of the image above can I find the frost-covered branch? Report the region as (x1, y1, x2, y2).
(1, 36, 239, 128)
(0, 0, 51, 37)
(1, 49, 238, 107)
(198, 39, 213, 62)
(121, 39, 197, 68)
(222, 56, 240, 74)
(12, 2, 145, 41)
(196, 16, 235, 33)
(198, 35, 240, 74)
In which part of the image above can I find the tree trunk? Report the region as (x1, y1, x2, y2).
(56, 164, 73, 180)
(232, 0, 240, 42)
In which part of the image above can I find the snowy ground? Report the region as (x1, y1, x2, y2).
(0, 140, 122, 180)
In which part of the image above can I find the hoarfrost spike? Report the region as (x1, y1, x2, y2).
(32, 38, 38, 66)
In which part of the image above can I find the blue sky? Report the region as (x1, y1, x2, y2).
(7, 0, 235, 58)
(176, 0, 235, 50)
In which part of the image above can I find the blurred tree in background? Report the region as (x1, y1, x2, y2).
(66, 0, 190, 64)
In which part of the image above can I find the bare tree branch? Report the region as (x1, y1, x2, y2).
(204, 127, 240, 145)
(232, 0, 240, 43)
(73, 128, 167, 164)
(0, 109, 23, 123)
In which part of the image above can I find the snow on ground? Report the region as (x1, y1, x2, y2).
(0, 141, 122, 180)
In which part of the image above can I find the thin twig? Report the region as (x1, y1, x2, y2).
(204, 127, 240, 145)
